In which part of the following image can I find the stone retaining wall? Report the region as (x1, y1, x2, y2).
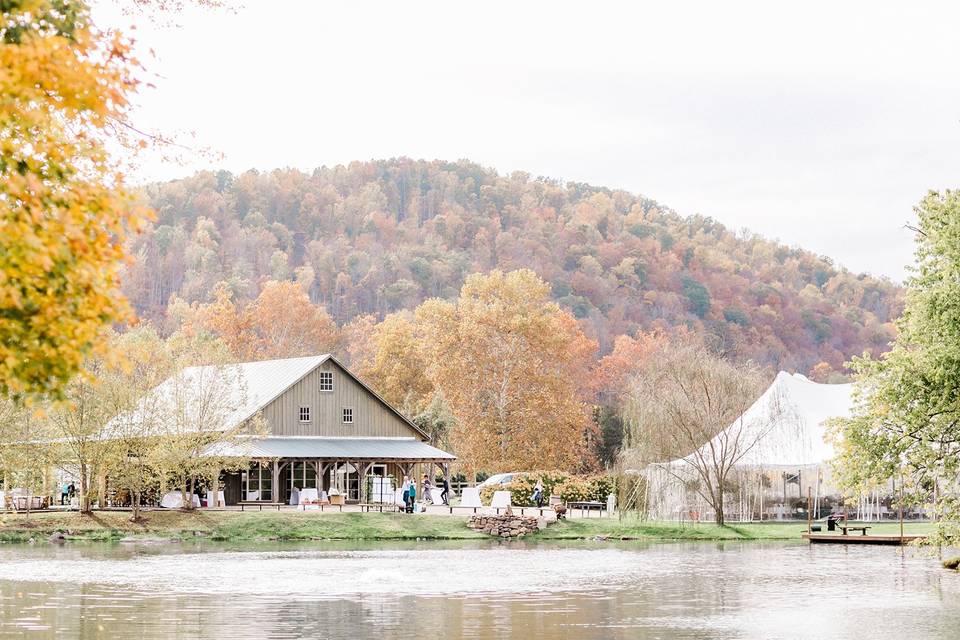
(467, 514, 544, 538)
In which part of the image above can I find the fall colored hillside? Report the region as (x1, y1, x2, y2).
(125, 158, 901, 375)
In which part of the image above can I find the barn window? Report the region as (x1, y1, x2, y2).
(299, 407, 311, 423)
(342, 407, 354, 424)
(319, 371, 333, 392)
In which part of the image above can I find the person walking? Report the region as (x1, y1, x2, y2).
(407, 478, 417, 513)
(67, 482, 76, 505)
(441, 476, 450, 506)
(401, 476, 411, 513)
(60, 482, 70, 506)
(533, 479, 544, 508)
(421, 474, 433, 508)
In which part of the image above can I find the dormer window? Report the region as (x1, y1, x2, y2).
(319, 371, 333, 392)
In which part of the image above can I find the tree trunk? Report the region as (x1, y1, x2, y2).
(79, 462, 91, 514)
(131, 483, 142, 522)
(180, 476, 191, 511)
(715, 487, 725, 526)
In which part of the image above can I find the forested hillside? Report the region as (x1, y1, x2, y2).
(124, 158, 901, 375)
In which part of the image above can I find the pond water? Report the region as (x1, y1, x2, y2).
(0, 539, 957, 639)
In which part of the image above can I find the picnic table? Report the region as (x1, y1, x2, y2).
(568, 500, 606, 517)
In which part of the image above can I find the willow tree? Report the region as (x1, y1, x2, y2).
(831, 191, 960, 545)
(1, 1, 148, 396)
(624, 338, 775, 526)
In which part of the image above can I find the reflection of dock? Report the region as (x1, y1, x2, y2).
(802, 533, 926, 546)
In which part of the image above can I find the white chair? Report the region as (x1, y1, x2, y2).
(460, 487, 482, 508)
(490, 491, 512, 509)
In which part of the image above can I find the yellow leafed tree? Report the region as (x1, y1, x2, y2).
(351, 312, 434, 415)
(417, 269, 597, 473)
(0, 1, 147, 395)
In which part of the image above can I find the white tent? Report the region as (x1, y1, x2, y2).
(677, 371, 854, 468)
(645, 372, 857, 521)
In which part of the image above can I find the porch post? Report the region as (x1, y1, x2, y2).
(360, 462, 374, 503)
(271, 459, 280, 504)
(443, 463, 452, 503)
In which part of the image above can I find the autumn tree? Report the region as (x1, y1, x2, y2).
(173, 280, 340, 361)
(623, 337, 778, 525)
(44, 346, 126, 512)
(97, 326, 175, 521)
(352, 313, 433, 415)
(591, 331, 668, 464)
(142, 332, 258, 510)
(417, 269, 597, 473)
(248, 280, 340, 359)
(0, 396, 44, 499)
(0, 0, 148, 396)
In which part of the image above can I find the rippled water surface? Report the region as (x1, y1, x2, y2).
(0, 540, 957, 639)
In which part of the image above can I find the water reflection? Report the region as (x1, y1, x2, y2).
(0, 540, 956, 639)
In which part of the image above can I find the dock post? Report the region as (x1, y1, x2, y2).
(807, 486, 812, 534)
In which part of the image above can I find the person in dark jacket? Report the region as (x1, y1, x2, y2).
(441, 477, 451, 506)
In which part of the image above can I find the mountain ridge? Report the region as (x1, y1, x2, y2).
(123, 157, 902, 375)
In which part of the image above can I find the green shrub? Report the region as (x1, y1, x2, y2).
(556, 475, 617, 503)
(477, 471, 614, 506)
(556, 477, 593, 502)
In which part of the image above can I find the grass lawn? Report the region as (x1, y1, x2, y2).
(535, 518, 936, 541)
(0, 510, 487, 542)
(0, 510, 939, 543)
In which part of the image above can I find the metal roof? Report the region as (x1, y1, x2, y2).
(107, 354, 427, 440)
(203, 437, 456, 461)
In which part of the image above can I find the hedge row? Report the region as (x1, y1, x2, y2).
(478, 471, 616, 506)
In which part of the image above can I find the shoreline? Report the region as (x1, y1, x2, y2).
(0, 510, 937, 544)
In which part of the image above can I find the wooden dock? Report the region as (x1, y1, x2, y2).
(802, 533, 926, 546)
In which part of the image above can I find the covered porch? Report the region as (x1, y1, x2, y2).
(206, 437, 456, 506)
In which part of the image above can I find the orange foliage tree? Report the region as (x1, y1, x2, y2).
(417, 269, 597, 473)
(172, 280, 339, 361)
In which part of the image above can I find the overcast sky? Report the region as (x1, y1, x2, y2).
(104, 1, 960, 282)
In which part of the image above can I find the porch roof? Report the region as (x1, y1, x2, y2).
(203, 437, 456, 461)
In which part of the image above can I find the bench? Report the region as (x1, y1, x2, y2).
(568, 501, 606, 517)
(297, 501, 341, 512)
(446, 505, 481, 515)
(239, 502, 283, 512)
(359, 503, 401, 513)
(841, 525, 871, 536)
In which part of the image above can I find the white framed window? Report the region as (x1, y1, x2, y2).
(342, 407, 354, 424)
(299, 406, 311, 423)
(319, 371, 333, 392)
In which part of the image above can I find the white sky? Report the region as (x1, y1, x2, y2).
(102, 1, 960, 282)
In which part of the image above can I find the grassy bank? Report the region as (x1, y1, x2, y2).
(0, 510, 937, 543)
(537, 518, 935, 540)
(0, 510, 487, 542)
